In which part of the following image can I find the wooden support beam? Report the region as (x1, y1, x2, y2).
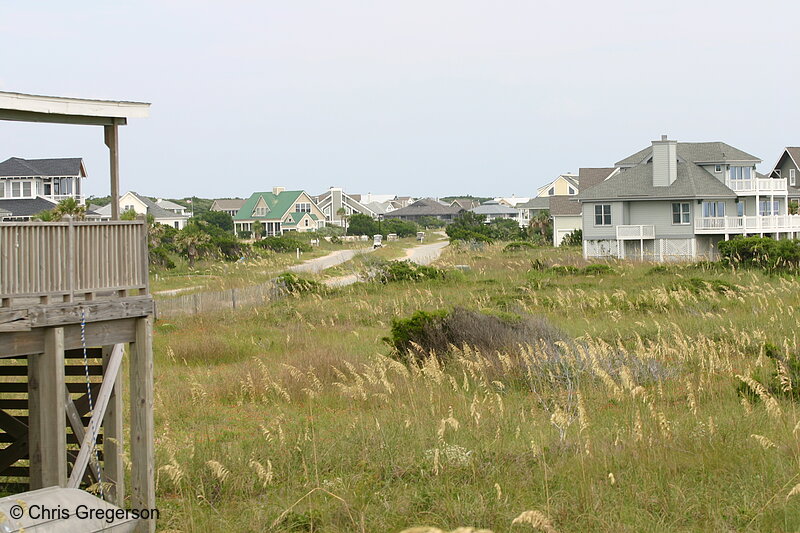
(28, 327, 67, 489)
(67, 343, 124, 489)
(105, 124, 120, 220)
(130, 316, 155, 533)
(64, 393, 102, 484)
(103, 344, 125, 505)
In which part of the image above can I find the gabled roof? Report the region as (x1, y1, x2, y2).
(615, 142, 760, 167)
(0, 157, 84, 177)
(579, 162, 736, 202)
(211, 198, 246, 211)
(234, 190, 306, 221)
(0, 197, 57, 217)
(314, 188, 376, 216)
(577, 167, 616, 191)
(549, 196, 582, 216)
(283, 212, 320, 227)
(96, 192, 188, 219)
(155, 199, 186, 211)
(516, 197, 550, 210)
(384, 197, 462, 216)
(450, 198, 480, 210)
(469, 202, 519, 215)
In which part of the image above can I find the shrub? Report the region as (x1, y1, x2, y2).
(737, 343, 800, 402)
(255, 236, 312, 253)
(673, 277, 737, 295)
(718, 236, 800, 271)
(275, 272, 325, 295)
(582, 263, 615, 275)
(503, 241, 536, 252)
(372, 260, 446, 283)
(237, 230, 252, 239)
(384, 307, 569, 363)
(561, 229, 582, 247)
(150, 246, 176, 269)
(549, 265, 579, 274)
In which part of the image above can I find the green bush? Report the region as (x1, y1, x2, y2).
(255, 236, 312, 253)
(275, 272, 325, 295)
(549, 265, 580, 274)
(718, 236, 800, 271)
(384, 307, 568, 363)
(373, 260, 446, 283)
(561, 229, 582, 247)
(237, 230, 252, 239)
(673, 277, 737, 295)
(582, 263, 615, 275)
(150, 246, 176, 269)
(503, 241, 536, 252)
(737, 343, 800, 402)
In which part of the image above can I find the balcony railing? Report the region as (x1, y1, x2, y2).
(0, 219, 149, 304)
(725, 178, 787, 194)
(616, 225, 655, 240)
(695, 215, 800, 233)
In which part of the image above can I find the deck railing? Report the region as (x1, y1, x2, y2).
(616, 225, 655, 240)
(0, 219, 148, 303)
(725, 177, 787, 194)
(695, 215, 800, 233)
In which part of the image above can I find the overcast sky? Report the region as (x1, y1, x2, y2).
(0, 1, 798, 199)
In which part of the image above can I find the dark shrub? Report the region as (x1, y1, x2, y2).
(275, 272, 325, 295)
(503, 241, 536, 252)
(150, 246, 176, 269)
(737, 343, 800, 402)
(561, 229, 582, 247)
(255, 236, 312, 253)
(384, 307, 569, 362)
(372, 260, 446, 283)
(582, 263, 615, 275)
(718, 236, 800, 271)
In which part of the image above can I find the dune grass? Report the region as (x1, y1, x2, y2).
(150, 244, 800, 532)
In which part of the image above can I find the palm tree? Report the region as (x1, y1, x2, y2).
(53, 197, 86, 220)
(529, 210, 552, 243)
(336, 207, 349, 234)
(174, 227, 211, 267)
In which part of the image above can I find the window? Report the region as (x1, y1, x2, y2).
(548, 187, 555, 196)
(715, 164, 722, 173)
(791, 169, 796, 187)
(295, 203, 311, 213)
(702, 201, 725, 217)
(124, 204, 135, 212)
(671, 202, 690, 224)
(729, 166, 753, 180)
(10, 181, 31, 198)
(253, 207, 268, 216)
(0, 182, 4, 198)
(174, 221, 180, 229)
(304, 219, 309, 227)
(594, 204, 611, 226)
(759, 199, 780, 216)
(568, 186, 576, 195)
(737, 201, 744, 217)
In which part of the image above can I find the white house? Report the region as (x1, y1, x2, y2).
(96, 191, 190, 229)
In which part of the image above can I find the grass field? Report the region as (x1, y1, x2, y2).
(150, 243, 800, 532)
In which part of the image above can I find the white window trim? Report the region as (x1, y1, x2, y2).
(671, 202, 691, 225)
(790, 169, 796, 187)
(594, 204, 612, 227)
(714, 164, 722, 173)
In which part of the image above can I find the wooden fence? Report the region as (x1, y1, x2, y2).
(155, 280, 284, 318)
(0, 220, 148, 303)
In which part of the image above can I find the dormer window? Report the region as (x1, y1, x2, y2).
(715, 165, 722, 173)
(253, 207, 268, 216)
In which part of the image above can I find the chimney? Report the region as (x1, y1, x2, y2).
(651, 134, 677, 187)
(272, 186, 285, 195)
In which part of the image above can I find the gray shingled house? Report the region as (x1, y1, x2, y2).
(579, 136, 796, 261)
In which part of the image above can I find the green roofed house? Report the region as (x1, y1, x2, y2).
(233, 187, 326, 236)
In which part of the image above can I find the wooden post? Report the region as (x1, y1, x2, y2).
(28, 327, 67, 489)
(103, 344, 125, 505)
(231, 288, 237, 310)
(105, 124, 120, 220)
(130, 316, 155, 533)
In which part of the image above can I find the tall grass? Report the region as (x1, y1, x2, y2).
(151, 245, 800, 531)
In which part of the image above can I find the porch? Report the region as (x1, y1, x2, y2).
(725, 177, 787, 194)
(694, 215, 800, 234)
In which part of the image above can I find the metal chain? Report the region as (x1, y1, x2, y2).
(80, 307, 105, 501)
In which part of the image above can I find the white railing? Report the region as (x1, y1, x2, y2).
(695, 215, 800, 233)
(616, 225, 655, 240)
(726, 178, 787, 194)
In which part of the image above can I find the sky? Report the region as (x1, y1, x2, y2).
(0, 1, 798, 200)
